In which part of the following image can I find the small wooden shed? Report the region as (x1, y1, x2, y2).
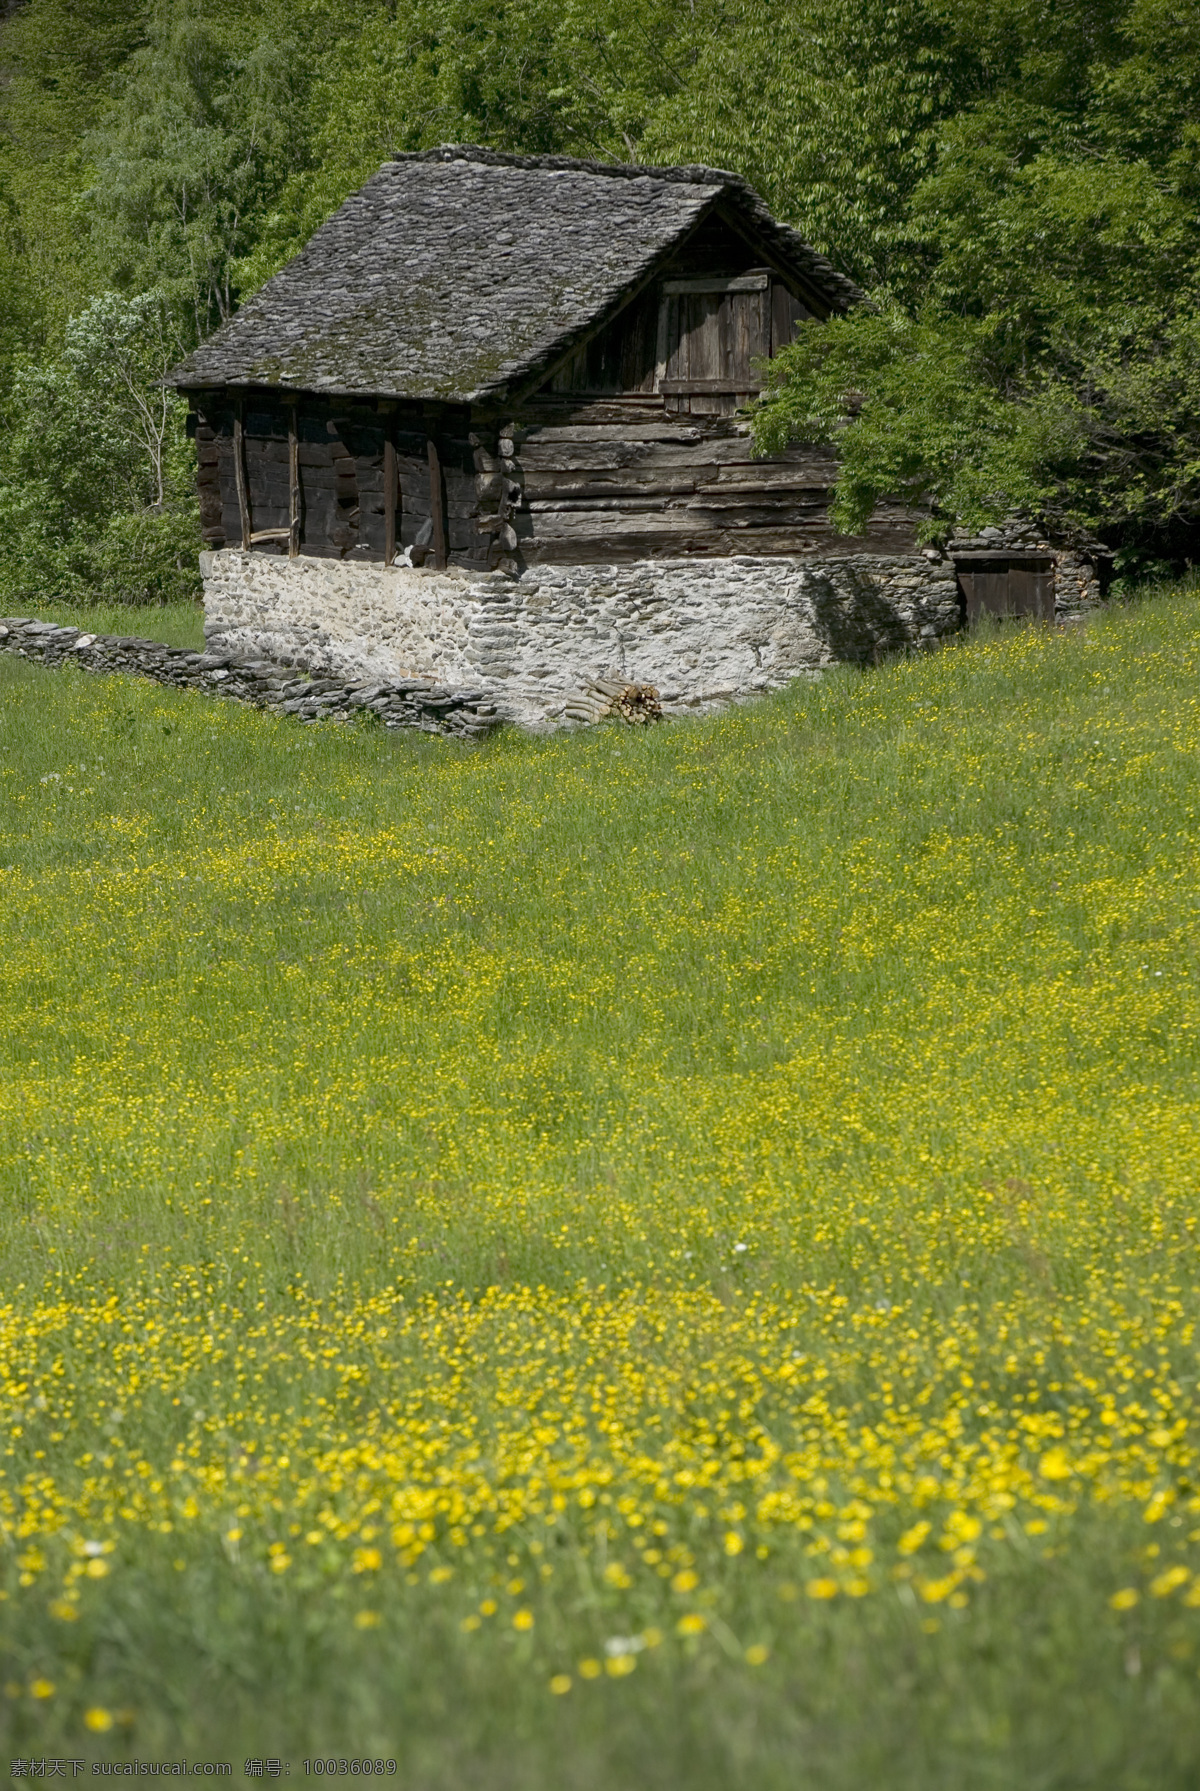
(171, 145, 929, 575)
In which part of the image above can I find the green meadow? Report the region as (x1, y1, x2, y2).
(2, 591, 1200, 1786)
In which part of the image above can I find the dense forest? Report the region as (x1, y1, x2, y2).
(0, 0, 1196, 607)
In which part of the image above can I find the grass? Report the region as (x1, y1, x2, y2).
(0, 597, 205, 649)
(2, 588, 1200, 1784)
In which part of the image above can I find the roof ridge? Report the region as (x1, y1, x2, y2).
(391, 144, 744, 188)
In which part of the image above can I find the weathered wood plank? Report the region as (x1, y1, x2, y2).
(428, 438, 447, 568)
(525, 497, 836, 531)
(521, 520, 919, 563)
(530, 497, 679, 517)
(233, 407, 251, 549)
(514, 399, 671, 427)
(660, 379, 762, 395)
(528, 510, 723, 541)
(662, 273, 770, 294)
(705, 462, 838, 487)
(518, 423, 707, 445)
(383, 436, 397, 566)
(687, 503, 833, 528)
(288, 404, 301, 559)
(517, 439, 834, 473)
(523, 469, 703, 499)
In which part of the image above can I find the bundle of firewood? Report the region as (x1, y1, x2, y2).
(615, 683, 663, 725)
(562, 677, 664, 726)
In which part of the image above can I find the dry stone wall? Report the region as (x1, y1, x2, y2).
(0, 618, 499, 738)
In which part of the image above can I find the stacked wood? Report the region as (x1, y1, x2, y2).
(615, 683, 662, 725)
(566, 678, 664, 725)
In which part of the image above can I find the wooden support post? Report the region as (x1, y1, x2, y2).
(427, 437, 447, 569)
(233, 401, 251, 549)
(384, 434, 397, 567)
(288, 403, 301, 559)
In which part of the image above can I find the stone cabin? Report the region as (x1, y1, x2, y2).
(170, 145, 1107, 729)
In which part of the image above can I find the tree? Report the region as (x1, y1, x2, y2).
(0, 291, 199, 607)
(84, 1, 312, 340)
(641, 0, 982, 287)
(753, 0, 1200, 568)
(0, 0, 146, 342)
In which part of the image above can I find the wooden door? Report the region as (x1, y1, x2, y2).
(955, 555, 1055, 623)
(660, 273, 770, 415)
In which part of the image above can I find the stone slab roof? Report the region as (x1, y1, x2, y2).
(170, 145, 861, 406)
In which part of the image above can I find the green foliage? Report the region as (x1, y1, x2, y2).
(0, 0, 146, 344)
(755, 0, 1200, 560)
(640, 0, 980, 285)
(0, 293, 200, 610)
(755, 305, 1078, 541)
(85, 12, 302, 337)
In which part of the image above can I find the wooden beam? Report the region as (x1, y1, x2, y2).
(662, 273, 770, 294)
(427, 437, 447, 569)
(288, 403, 301, 558)
(233, 402, 251, 549)
(250, 528, 291, 544)
(654, 292, 671, 395)
(384, 434, 397, 567)
(659, 379, 763, 395)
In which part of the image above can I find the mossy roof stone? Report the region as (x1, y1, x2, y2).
(170, 146, 861, 405)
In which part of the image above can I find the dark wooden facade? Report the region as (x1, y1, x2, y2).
(190, 395, 488, 568)
(181, 152, 920, 571)
(187, 219, 918, 571)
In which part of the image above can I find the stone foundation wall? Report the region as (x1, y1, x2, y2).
(202, 548, 964, 729)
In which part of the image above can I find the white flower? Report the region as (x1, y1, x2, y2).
(605, 1635, 647, 1657)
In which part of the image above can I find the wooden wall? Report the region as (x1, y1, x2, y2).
(192, 387, 920, 571)
(544, 207, 813, 417)
(188, 202, 916, 574)
(498, 206, 916, 564)
(502, 397, 920, 564)
(190, 393, 492, 569)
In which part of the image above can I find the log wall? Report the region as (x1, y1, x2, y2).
(502, 398, 921, 564)
(192, 388, 922, 571)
